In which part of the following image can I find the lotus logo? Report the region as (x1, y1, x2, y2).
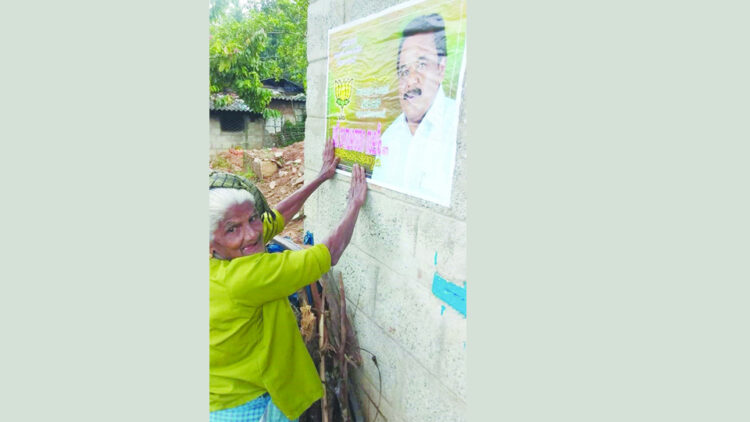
(334, 78, 353, 120)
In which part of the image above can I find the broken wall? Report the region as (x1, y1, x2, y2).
(304, 1, 468, 420)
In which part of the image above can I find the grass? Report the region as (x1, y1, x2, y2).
(241, 168, 257, 181)
(209, 154, 232, 172)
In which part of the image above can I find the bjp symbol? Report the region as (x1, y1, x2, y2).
(334, 78, 353, 121)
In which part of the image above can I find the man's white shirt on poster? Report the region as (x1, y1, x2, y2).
(372, 86, 457, 206)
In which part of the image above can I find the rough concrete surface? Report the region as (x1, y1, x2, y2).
(305, 59, 329, 120)
(303, 116, 328, 171)
(343, 0, 405, 23)
(330, 250, 381, 317)
(414, 210, 467, 285)
(353, 371, 403, 422)
(307, 0, 346, 62)
(349, 309, 466, 422)
(304, 0, 467, 420)
(368, 264, 467, 395)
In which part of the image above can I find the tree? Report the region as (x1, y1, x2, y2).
(209, 0, 249, 24)
(209, 0, 308, 116)
(209, 0, 230, 22)
(210, 18, 277, 117)
(256, 0, 309, 88)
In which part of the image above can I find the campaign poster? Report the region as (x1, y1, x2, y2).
(325, 0, 467, 206)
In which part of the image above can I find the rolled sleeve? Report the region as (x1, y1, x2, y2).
(262, 210, 286, 243)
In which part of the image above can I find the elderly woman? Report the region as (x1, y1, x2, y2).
(209, 138, 367, 422)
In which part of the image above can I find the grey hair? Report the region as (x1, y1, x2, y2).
(209, 188, 255, 242)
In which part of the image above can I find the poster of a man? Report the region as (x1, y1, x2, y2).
(371, 13, 457, 205)
(325, 0, 466, 207)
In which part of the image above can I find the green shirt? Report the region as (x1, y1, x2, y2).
(210, 210, 330, 418)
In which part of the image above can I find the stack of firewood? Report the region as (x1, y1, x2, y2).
(296, 271, 364, 422)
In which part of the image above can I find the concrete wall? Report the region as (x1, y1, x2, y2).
(269, 99, 305, 123)
(265, 100, 306, 136)
(209, 112, 265, 152)
(210, 102, 305, 152)
(304, 1, 468, 421)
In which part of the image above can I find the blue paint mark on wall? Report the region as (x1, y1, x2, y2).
(434, 251, 438, 266)
(432, 273, 467, 317)
(440, 305, 446, 315)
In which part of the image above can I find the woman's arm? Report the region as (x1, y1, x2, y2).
(219, 244, 332, 307)
(275, 137, 339, 223)
(323, 164, 367, 266)
(222, 165, 367, 306)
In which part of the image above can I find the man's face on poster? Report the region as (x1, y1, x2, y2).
(397, 32, 446, 126)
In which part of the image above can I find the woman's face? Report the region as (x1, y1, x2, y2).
(210, 201, 265, 259)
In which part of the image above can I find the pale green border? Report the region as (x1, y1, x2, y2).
(469, 0, 750, 421)
(3, 0, 749, 420)
(3, 0, 207, 419)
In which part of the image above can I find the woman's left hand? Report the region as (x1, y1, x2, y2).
(319, 137, 340, 180)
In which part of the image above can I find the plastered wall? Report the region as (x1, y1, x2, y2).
(209, 114, 265, 151)
(303, 1, 468, 420)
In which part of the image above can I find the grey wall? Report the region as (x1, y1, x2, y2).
(304, 1, 468, 421)
(209, 114, 265, 152)
(210, 101, 306, 152)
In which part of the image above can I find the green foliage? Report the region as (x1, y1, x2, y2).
(209, 0, 249, 24)
(209, 0, 309, 114)
(256, 0, 309, 88)
(262, 108, 282, 120)
(210, 18, 273, 114)
(209, 154, 232, 171)
(276, 117, 306, 147)
(241, 168, 257, 181)
(209, 0, 229, 22)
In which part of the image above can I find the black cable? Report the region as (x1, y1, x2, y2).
(358, 347, 382, 422)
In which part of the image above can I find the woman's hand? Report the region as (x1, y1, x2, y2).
(347, 164, 368, 208)
(277, 138, 342, 223)
(318, 137, 340, 180)
(323, 164, 368, 266)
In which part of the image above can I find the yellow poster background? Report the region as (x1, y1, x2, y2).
(326, 0, 467, 175)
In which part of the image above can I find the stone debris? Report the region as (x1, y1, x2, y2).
(209, 141, 305, 243)
(252, 158, 278, 179)
(270, 159, 283, 168)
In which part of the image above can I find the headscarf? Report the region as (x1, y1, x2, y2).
(209, 171, 276, 221)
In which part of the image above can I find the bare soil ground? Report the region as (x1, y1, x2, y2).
(210, 141, 307, 244)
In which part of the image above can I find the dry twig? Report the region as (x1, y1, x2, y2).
(319, 295, 328, 422)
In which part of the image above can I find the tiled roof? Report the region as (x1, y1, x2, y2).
(267, 87, 306, 102)
(209, 101, 253, 112)
(209, 94, 253, 112)
(209, 82, 306, 111)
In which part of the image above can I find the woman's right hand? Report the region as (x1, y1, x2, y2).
(347, 164, 368, 208)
